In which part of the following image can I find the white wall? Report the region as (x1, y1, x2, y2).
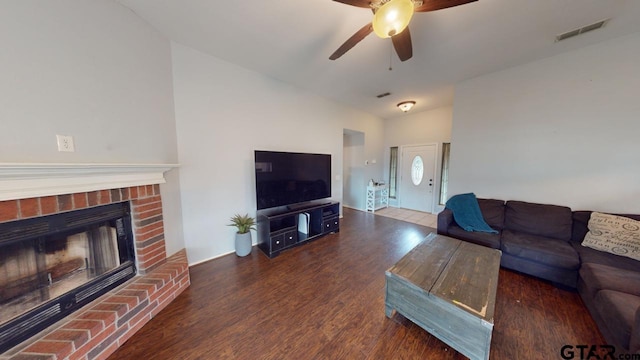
(0, 1, 185, 256)
(171, 43, 383, 264)
(383, 107, 453, 211)
(449, 32, 640, 214)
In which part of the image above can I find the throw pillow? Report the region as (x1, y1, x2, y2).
(582, 212, 640, 261)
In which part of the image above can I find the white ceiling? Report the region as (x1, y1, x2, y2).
(116, 0, 640, 119)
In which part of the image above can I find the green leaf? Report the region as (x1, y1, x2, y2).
(227, 213, 256, 234)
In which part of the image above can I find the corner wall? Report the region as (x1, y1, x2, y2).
(449, 32, 640, 213)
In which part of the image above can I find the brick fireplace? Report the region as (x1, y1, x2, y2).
(0, 164, 189, 360)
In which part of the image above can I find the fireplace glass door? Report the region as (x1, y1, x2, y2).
(0, 202, 136, 352)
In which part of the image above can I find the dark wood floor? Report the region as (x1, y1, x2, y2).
(110, 208, 604, 359)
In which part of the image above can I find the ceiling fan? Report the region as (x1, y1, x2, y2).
(329, 0, 477, 61)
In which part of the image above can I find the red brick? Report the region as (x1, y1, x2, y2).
(19, 198, 39, 218)
(133, 207, 162, 223)
(131, 195, 161, 207)
(87, 191, 99, 206)
(124, 283, 156, 298)
(0, 200, 19, 222)
(152, 289, 178, 317)
(173, 271, 189, 285)
(134, 277, 165, 290)
(76, 310, 116, 327)
(115, 289, 148, 302)
(39, 196, 58, 215)
(68, 324, 116, 360)
(121, 188, 130, 201)
(43, 329, 90, 348)
(103, 295, 139, 310)
(138, 241, 167, 264)
(137, 240, 165, 257)
(62, 320, 104, 337)
(117, 314, 148, 346)
(135, 226, 164, 242)
(153, 184, 160, 195)
(23, 339, 74, 360)
(137, 274, 168, 286)
(146, 185, 153, 196)
(73, 192, 88, 209)
(151, 266, 178, 280)
(139, 254, 166, 272)
(150, 281, 179, 304)
(58, 194, 73, 211)
(180, 277, 191, 288)
(127, 305, 152, 328)
(91, 341, 120, 360)
(137, 186, 147, 197)
(90, 302, 129, 318)
(98, 190, 110, 204)
(129, 186, 138, 199)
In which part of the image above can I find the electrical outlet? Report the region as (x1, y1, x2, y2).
(56, 135, 75, 152)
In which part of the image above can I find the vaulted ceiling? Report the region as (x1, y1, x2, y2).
(117, 0, 640, 119)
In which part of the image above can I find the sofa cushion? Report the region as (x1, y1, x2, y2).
(448, 225, 501, 249)
(579, 263, 640, 299)
(501, 229, 580, 270)
(572, 242, 640, 272)
(477, 198, 505, 230)
(572, 211, 640, 242)
(581, 212, 640, 261)
(593, 290, 640, 350)
(505, 201, 572, 240)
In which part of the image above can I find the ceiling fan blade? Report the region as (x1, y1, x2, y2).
(415, 0, 477, 12)
(392, 27, 413, 61)
(329, 23, 373, 60)
(332, 0, 374, 8)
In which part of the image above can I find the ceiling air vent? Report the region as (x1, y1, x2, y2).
(556, 19, 609, 42)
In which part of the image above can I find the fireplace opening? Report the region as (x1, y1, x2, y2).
(0, 202, 136, 353)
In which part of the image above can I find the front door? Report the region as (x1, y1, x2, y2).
(399, 144, 436, 213)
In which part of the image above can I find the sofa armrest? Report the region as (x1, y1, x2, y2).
(631, 306, 640, 354)
(437, 208, 454, 236)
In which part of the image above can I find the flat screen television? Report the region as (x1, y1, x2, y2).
(255, 150, 331, 210)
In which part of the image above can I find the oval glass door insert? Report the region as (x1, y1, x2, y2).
(411, 155, 424, 185)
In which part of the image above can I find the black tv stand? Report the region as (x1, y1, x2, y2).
(257, 202, 340, 258)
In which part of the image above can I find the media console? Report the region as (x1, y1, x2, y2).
(257, 201, 340, 258)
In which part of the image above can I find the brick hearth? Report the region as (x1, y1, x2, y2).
(0, 185, 190, 360)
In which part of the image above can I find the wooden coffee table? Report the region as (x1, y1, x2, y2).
(385, 233, 501, 360)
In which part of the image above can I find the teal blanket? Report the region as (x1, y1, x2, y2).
(445, 193, 498, 233)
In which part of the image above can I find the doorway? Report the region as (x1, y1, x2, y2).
(398, 144, 437, 213)
(342, 130, 365, 210)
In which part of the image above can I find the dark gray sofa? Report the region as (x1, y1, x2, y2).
(437, 199, 640, 354)
(571, 211, 640, 354)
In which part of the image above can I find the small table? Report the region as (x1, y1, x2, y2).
(385, 233, 501, 360)
(365, 185, 388, 212)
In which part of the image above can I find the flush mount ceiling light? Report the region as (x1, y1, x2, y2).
(397, 101, 416, 112)
(372, 0, 415, 38)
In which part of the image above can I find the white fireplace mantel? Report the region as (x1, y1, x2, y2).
(0, 163, 179, 201)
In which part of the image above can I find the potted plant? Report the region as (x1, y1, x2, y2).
(228, 213, 256, 257)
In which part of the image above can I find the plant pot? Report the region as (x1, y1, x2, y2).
(235, 232, 252, 257)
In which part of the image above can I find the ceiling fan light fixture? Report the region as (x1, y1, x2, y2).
(372, 0, 415, 38)
(397, 100, 416, 112)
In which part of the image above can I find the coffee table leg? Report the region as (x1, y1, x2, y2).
(385, 303, 394, 318)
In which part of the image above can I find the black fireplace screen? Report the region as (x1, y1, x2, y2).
(0, 202, 136, 352)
